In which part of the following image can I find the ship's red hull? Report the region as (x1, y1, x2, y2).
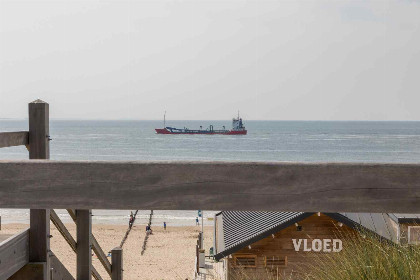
(155, 128, 247, 135)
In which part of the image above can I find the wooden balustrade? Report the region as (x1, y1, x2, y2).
(0, 229, 29, 280)
(0, 100, 121, 280)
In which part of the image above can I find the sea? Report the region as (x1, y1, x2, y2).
(1, 120, 420, 226)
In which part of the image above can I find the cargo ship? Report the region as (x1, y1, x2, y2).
(155, 113, 247, 135)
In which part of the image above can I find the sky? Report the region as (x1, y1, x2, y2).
(0, 0, 419, 121)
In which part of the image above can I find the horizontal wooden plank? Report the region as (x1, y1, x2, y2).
(1, 160, 420, 213)
(0, 228, 29, 279)
(0, 131, 29, 148)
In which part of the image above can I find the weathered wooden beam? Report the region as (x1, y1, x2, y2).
(29, 210, 50, 262)
(67, 209, 111, 277)
(28, 100, 51, 280)
(1, 161, 420, 213)
(50, 210, 77, 251)
(67, 209, 77, 221)
(29, 99, 49, 160)
(76, 209, 92, 280)
(52, 210, 104, 280)
(0, 229, 29, 280)
(111, 247, 123, 280)
(92, 266, 103, 280)
(0, 131, 29, 148)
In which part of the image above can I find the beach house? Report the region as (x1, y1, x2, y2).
(212, 211, 420, 279)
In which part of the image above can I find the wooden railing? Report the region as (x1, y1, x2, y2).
(0, 229, 29, 279)
(1, 160, 420, 212)
(0, 100, 122, 280)
(50, 210, 107, 280)
(66, 209, 112, 277)
(0, 131, 29, 149)
(1, 100, 420, 279)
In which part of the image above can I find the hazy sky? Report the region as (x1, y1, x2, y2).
(1, 0, 419, 120)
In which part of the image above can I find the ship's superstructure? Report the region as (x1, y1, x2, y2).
(155, 113, 247, 135)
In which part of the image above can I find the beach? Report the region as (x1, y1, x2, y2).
(1, 223, 213, 280)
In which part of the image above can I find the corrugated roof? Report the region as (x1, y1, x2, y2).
(214, 211, 400, 260)
(222, 211, 304, 251)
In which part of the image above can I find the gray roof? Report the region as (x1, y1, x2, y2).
(214, 211, 399, 261)
(336, 213, 398, 241)
(221, 211, 305, 251)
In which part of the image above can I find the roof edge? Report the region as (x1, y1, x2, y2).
(323, 213, 394, 242)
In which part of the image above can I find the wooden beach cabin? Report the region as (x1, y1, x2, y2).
(213, 211, 420, 279)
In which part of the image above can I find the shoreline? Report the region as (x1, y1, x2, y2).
(0, 209, 218, 227)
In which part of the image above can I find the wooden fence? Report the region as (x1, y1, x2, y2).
(1, 100, 420, 279)
(0, 100, 122, 280)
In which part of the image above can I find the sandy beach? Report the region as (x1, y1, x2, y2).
(1, 223, 213, 280)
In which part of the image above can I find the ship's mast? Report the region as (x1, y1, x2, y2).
(164, 111, 166, 128)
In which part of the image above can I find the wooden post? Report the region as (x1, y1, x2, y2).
(76, 210, 92, 280)
(111, 247, 123, 280)
(28, 100, 50, 280)
(29, 99, 50, 160)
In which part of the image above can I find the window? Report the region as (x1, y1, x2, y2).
(265, 256, 288, 267)
(408, 226, 420, 245)
(233, 255, 257, 267)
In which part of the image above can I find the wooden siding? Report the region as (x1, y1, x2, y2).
(228, 214, 357, 278)
(399, 222, 420, 245)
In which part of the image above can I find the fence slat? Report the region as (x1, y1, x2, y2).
(67, 209, 111, 277)
(0, 229, 29, 279)
(1, 161, 420, 213)
(0, 131, 29, 148)
(76, 209, 92, 280)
